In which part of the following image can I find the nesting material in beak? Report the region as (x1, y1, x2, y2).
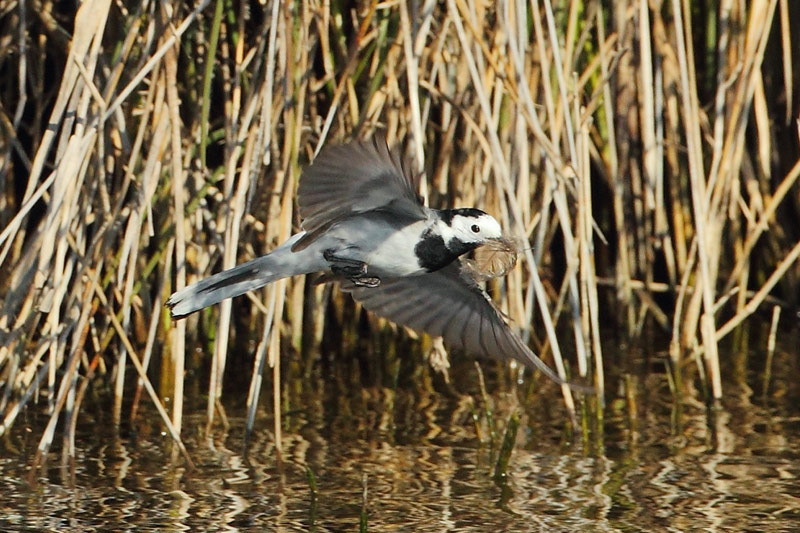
(463, 237, 519, 281)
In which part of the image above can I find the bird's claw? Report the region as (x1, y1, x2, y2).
(350, 276, 381, 288)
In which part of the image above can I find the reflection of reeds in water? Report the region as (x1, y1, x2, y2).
(0, 0, 798, 469)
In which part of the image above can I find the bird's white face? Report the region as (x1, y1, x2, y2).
(447, 212, 504, 245)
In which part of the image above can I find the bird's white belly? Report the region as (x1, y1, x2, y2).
(363, 225, 427, 277)
(322, 217, 428, 278)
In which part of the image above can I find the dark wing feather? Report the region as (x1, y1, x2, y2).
(296, 136, 427, 244)
(341, 262, 570, 386)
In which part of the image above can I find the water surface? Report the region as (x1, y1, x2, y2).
(2, 337, 798, 531)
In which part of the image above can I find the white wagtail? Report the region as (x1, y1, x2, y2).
(168, 137, 576, 387)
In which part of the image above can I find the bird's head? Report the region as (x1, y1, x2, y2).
(439, 208, 504, 256)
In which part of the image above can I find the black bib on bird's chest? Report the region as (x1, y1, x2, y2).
(415, 231, 479, 272)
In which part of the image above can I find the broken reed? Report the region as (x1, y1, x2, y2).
(0, 0, 797, 464)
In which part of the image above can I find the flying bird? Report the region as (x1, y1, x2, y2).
(167, 137, 576, 388)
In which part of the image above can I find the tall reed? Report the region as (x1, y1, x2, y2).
(0, 1, 797, 467)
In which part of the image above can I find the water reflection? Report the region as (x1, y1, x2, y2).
(1, 340, 799, 531)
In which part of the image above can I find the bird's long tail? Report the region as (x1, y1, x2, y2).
(167, 233, 315, 319)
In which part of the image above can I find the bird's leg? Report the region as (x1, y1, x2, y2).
(323, 250, 367, 277)
(323, 250, 381, 287)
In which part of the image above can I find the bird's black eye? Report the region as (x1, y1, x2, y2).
(471, 224, 480, 233)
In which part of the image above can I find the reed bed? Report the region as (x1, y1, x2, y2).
(0, 0, 798, 469)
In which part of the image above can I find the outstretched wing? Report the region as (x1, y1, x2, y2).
(341, 261, 570, 387)
(294, 136, 427, 250)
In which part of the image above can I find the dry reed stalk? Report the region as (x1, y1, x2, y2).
(778, 0, 793, 124)
(164, 9, 187, 435)
(245, 281, 279, 448)
(204, 110, 253, 435)
(62, 287, 102, 466)
(399, 0, 425, 172)
(286, 3, 312, 356)
(131, 239, 174, 422)
(267, 190, 296, 460)
(762, 305, 781, 395)
(637, 0, 659, 310)
(671, 0, 722, 398)
(576, 94, 604, 405)
(226, 124, 265, 436)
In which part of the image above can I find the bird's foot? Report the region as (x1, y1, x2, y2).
(350, 276, 381, 288)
